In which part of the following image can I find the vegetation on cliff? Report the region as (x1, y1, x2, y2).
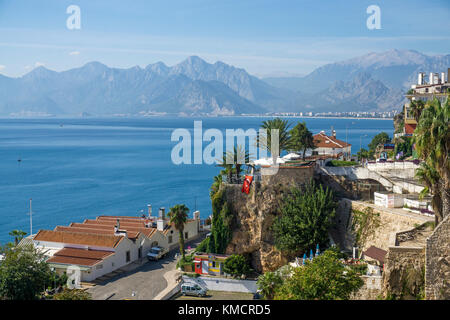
(197, 186, 234, 254)
(257, 249, 363, 300)
(351, 207, 382, 249)
(272, 179, 336, 256)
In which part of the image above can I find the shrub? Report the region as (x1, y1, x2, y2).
(223, 254, 250, 278)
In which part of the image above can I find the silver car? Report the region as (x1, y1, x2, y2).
(181, 283, 207, 297)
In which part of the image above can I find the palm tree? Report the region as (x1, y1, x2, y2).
(217, 153, 233, 183)
(218, 146, 251, 183)
(258, 118, 292, 163)
(416, 162, 442, 224)
(410, 100, 426, 123)
(168, 204, 189, 260)
(9, 230, 27, 246)
(414, 98, 450, 223)
(289, 122, 315, 160)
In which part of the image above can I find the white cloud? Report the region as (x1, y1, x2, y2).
(34, 62, 45, 67)
(0, 65, 5, 71)
(69, 51, 80, 55)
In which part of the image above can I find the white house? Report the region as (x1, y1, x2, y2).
(32, 207, 202, 283)
(306, 130, 351, 158)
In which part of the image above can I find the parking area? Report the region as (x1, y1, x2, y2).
(172, 290, 254, 300)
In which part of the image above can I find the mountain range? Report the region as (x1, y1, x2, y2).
(1, 49, 448, 116)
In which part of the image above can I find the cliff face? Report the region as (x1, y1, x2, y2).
(223, 166, 315, 272)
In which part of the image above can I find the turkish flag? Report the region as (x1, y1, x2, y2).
(241, 175, 253, 194)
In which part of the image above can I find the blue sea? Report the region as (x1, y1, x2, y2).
(0, 117, 393, 244)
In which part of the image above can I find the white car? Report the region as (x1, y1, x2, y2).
(146, 246, 168, 261)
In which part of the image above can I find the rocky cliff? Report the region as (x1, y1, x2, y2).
(223, 166, 315, 272)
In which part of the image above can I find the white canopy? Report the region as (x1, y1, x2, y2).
(252, 157, 286, 166)
(282, 153, 301, 160)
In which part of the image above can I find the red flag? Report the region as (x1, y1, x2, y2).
(241, 175, 253, 194)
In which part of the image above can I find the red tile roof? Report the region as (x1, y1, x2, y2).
(313, 132, 351, 149)
(33, 230, 124, 248)
(363, 246, 387, 264)
(47, 248, 114, 267)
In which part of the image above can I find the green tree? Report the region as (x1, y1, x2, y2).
(0, 244, 53, 300)
(356, 148, 370, 161)
(8, 230, 27, 246)
(368, 132, 391, 158)
(272, 180, 336, 255)
(257, 271, 284, 300)
(53, 288, 91, 300)
(289, 122, 315, 160)
(414, 98, 450, 223)
(258, 118, 292, 161)
(274, 250, 363, 300)
(223, 254, 250, 278)
(168, 204, 189, 260)
(210, 173, 223, 198)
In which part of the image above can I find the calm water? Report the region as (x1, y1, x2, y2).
(0, 117, 393, 244)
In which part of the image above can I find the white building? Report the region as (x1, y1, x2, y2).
(307, 130, 351, 158)
(32, 207, 201, 283)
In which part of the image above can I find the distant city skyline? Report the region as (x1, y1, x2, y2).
(0, 0, 449, 77)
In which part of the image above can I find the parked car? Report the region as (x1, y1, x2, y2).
(146, 246, 168, 261)
(181, 283, 207, 297)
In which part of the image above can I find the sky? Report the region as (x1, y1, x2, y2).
(0, 0, 449, 78)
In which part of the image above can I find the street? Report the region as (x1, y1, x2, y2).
(87, 235, 206, 300)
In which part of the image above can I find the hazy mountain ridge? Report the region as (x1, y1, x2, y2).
(0, 50, 447, 116)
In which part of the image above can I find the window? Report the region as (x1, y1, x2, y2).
(96, 264, 103, 270)
(126, 251, 131, 262)
(168, 235, 173, 244)
(212, 261, 216, 268)
(184, 232, 189, 239)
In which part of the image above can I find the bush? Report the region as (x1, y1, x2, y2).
(223, 254, 250, 278)
(274, 250, 364, 300)
(53, 288, 91, 300)
(326, 160, 357, 167)
(273, 180, 336, 254)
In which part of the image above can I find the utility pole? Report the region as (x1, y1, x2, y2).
(29, 198, 33, 236)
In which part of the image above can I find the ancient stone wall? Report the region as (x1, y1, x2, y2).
(351, 275, 383, 300)
(382, 246, 425, 299)
(260, 165, 315, 188)
(333, 199, 429, 253)
(425, 214, 450, 300)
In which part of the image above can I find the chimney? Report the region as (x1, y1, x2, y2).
(116, 218, 120, 230)
(157, 207, 166, 231)
(147, 204, 152, 218)
(193, 210, 200, 220)
(332, 130, 336, 138)
(418, 72, 424, 85)
(158, 207, 165, 220)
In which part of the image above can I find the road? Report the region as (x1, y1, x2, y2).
(87, 235, 206, 300)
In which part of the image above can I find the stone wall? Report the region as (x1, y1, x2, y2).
(383, 246, 425, 299)
(333, 199, 430, 253)
(425, 214, 450, 300)
(261, 165, 315, 188)
(351, 275, 383, 300)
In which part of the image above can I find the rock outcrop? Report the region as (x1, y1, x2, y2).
(223, 166, 315, 272)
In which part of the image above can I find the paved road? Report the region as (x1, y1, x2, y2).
(87, 235, 206, 300)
